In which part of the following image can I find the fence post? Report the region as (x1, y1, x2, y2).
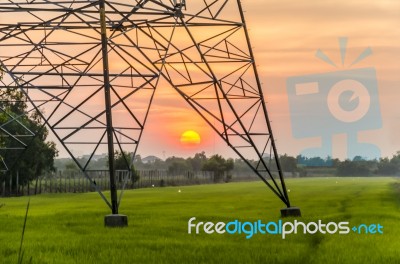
(83, 172, 85, 192)
(105, 171, 107, 190)
(104, 171, 107, 190)
(34, 176, 38, 195)
(9, 172, 12, 195)
(16, 171, 19, 196)
(44, 177, 47, 193)
(68, 173, 71, 192)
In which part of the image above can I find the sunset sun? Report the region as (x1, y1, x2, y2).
(180, 130, 201, 146)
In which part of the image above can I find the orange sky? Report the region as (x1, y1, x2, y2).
(3, 1, 398, 160)
(136, 0, 400, 160)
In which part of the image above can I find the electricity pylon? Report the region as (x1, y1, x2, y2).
(0, 0, 300, 224)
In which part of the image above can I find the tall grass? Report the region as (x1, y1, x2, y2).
(0, 178, 399, 263)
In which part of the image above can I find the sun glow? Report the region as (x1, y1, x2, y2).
(180, 130, 201, 146)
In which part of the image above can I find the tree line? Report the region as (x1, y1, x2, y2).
(280, 153, 400, 177)
(58, 150, 400, 180)
(56, 152, 236, 182)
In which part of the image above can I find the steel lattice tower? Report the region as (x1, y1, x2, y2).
(0, 0, 300, 223)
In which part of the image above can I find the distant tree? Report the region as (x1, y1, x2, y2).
(65, 161, 79, 171)
(353, 155, 365, 162)
(91, 156, 108, 170)
(202, 154, 234, 182)
(132, 154, 147, 170)
(187, 151, 207, 171)
(331, 158, 341, 168)
(151, 158, 167, 170)
(391, 152, 400, 170)
(232, 158, 255, 176)
(166, 156, 190, 174)
(377, 158, 396, 175)
(114, 151, 139, 183)
(377, 152, 400, 175)
(114, 151, 131, 170)
(336, 159, 371, 176)
(279, 154, 297, 174)
(297, 155, 333, 167)
(134, 155, 143, 164)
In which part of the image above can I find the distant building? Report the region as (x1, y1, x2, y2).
(80, 153, 107, 161)
(142, 155, 162, 164)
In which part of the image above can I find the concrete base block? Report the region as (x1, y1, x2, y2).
(280, 207, 301, 217)
(104, 214, 128, 227)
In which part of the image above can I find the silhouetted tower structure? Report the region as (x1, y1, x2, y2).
(0, 0, 300, 225)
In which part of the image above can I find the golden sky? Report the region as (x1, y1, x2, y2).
(137, 0, 400, 159)
(2, 0, 398, 160)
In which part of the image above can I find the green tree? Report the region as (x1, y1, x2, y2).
(0, 70, 58, 190)
(336, 159, 371, 176)
(65, 161, 79, 172)
(202, 154, 234, 182)
(279, 154, 297, 174)
(377, 152, 400, 175)
(166, 156, 190, 174)
(114, 150, 131, 170)
(187, 151, 207, 171)
(113, 150, 139, 183)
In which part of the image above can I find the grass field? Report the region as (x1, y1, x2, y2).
(1, 177, 399, 264)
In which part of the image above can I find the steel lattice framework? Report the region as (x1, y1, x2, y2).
(0, 0, 292, 214)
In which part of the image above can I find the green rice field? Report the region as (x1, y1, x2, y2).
(0, 177, 399, 263)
